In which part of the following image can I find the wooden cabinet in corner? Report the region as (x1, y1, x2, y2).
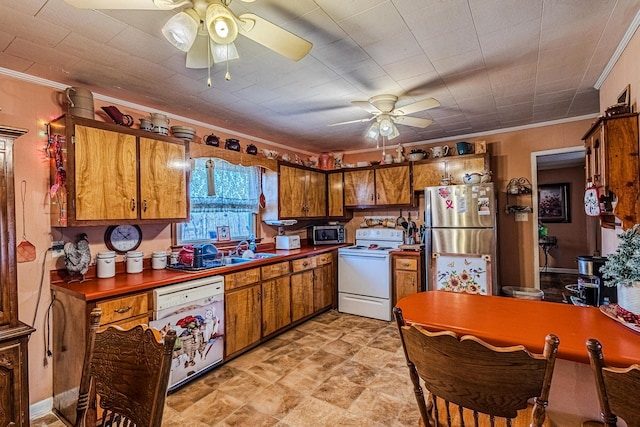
(344, 164, 411, 207)
(582, 113, 639, 229)
(49, 115, 189, 226)
(278, 163, 327, 218)
(412, 153, 488, 190)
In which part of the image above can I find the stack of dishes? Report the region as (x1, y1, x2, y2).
(170, 126, 196, 141)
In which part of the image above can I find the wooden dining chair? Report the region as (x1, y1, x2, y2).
(393, 307, 560, 427)
(585, 338, 640, 427)
(74, 308, 177, 427)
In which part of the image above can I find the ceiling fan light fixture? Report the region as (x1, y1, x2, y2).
(206, 3, 238, 44)
(161, 10, 199, 52)
(211, 41, 239, 63)
(186, 33, 213, 69)
(365, 121, 380, 140)
(379, 117, 394, 136)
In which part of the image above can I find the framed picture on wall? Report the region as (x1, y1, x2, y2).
(538, 183, 570, 223)
(216, 226, 231, 242)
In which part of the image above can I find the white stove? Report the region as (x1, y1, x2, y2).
(338, 228, 404, 321)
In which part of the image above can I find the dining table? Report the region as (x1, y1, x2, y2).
(396, 291, 640, 426)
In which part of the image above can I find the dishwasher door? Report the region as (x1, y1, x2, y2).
(150, 276, 224, 391)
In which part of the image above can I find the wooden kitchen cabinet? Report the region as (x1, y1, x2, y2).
(0, 126, 34, 427)
(225, 284, 261, 358)
(224, 269, 262, 358)
(344, 165, 411, 207)
(278, 164, 327, 218)
(261, 262, 291, 336)
(313, 254, 335, 311)
(392, 252, 425, 305)
(262, 276, 291, 337)
(291, 270, 314, 322)
(327, 171, 345, 217)
(49, 115, 189, 226)
(582, 113, 640, 229)
(53, 290, 151, 425)
(412, 153, 488, 189)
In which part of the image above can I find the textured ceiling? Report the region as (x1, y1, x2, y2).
(1, 0, 639, 153)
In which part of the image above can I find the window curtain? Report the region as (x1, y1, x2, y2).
(190, 158, 260, 213)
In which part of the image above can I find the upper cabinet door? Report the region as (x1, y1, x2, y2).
(344, 170, 374, 206)
(305, 169, 327, 217)
(74, 125, 138, 221)
(328, 172, 344, 217)
(139, 137, 188, 220)
(375, 165, 410, 205)
(279, 165, 306, 217)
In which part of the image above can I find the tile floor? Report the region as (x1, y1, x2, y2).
(33, 310, 420, 427)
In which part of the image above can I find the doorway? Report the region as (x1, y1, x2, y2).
(530, 146, 598, 299)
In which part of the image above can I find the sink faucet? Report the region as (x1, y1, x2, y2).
(231, 240, 249, 256)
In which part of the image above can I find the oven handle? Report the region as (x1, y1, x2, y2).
(338, 252, 390, 259)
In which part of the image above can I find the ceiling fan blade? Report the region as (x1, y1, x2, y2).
(392, 116, 433, 128)
(64, 0, 190, 9)
(392, 97, 439, 116)
(352, 101, 381, 114)
(328, 117, 374, 127)
(237, 13, 312, 61)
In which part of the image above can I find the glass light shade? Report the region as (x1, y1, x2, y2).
(211, 41, 239, 63)
(365, 122, 380, 140)
(162, 11, 198, 52)
(379, 117, 394, 136)
(206, 3, 238, 44)
(387, 122, 400, 140)
(186, 34, 213, 69)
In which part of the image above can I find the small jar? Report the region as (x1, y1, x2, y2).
(96, 251, 116, 278)
(152, 251, 167, 270)
(125, 251, 144, 274)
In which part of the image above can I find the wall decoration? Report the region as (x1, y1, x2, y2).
(618, 83, 631, 107)
(538, 183, 570, 223)
(216, 226, 231, 242)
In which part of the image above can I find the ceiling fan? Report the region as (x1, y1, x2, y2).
(64, 0, 313, 70)
(329, 94, 440, 140)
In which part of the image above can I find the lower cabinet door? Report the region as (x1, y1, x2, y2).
(0, 341, 24, 427)
(313, 263, 334, 311)
(291, 271, 314, 322)
(225, 285, 262, 357)
(261, 277, 291, 336)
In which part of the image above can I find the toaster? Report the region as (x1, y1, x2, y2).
(275, 235, 301, 250)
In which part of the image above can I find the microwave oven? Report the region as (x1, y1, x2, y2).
(309, 225, 345, 245)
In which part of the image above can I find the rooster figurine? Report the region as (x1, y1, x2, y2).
(64, 233, 91, 282)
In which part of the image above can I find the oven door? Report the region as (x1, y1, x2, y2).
(338, 251, 391, 299)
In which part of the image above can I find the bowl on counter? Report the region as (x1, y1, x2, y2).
(408, 152, 425, 161)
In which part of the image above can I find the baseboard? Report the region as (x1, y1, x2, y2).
(539, 267, 578, 274)
(30, 397, 53, 420)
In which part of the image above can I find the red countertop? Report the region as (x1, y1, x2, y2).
(396, 291, 640, 367)
(51, 245, 344, 302)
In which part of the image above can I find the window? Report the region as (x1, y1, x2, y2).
(176, 158, 260, 245)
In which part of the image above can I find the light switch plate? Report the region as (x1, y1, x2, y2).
(515, 212, 528, 222)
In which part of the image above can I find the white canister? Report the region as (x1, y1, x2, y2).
(152, 251, 167, 270)
(96, 251, 117, 279)
(125, 251, 144, 274)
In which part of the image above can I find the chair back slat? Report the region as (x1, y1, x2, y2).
(587, 338, 640, 427)
(394, 307, 559, 427)
(75, 308, 176, 427)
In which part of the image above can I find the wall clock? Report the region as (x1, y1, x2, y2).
(104, 225, 142, 254)
(584, 187, 601, 217)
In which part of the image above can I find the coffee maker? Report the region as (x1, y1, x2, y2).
(576, 255, 616, 305)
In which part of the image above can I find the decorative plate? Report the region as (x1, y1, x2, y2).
(599, 304, 640, 333)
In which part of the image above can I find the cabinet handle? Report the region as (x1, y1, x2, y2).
(377, 192, 380, 200)
(370, 194, 374, 201)
(130, 198, 136, 211)
(114, 306, 132, 314)
(302, 261, 309, 267)
(143, 199, 148, 212)
(402, 262, 411, 267)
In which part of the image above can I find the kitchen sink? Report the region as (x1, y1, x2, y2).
(222, 257, 253, 265)
(252, 253, 281, 259)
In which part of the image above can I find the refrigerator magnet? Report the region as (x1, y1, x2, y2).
(458, 196, 467, 213)
(478, 197, 490, 215)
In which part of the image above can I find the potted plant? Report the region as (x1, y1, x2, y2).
(600, 224, 640, 314)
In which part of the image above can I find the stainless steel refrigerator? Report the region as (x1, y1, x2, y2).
(424, 183, 498, 295)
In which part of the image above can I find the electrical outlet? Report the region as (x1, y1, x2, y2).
(515, 212, 528, 222)
(51, 241, 65, 258)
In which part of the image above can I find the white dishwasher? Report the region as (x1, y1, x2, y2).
(150, 276, 224, 391)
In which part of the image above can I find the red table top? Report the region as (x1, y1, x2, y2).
(396, 291, 640, 367)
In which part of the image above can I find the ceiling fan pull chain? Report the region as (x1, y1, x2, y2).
(225, 44, 231, 81)
(207, 43, 213, 87)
